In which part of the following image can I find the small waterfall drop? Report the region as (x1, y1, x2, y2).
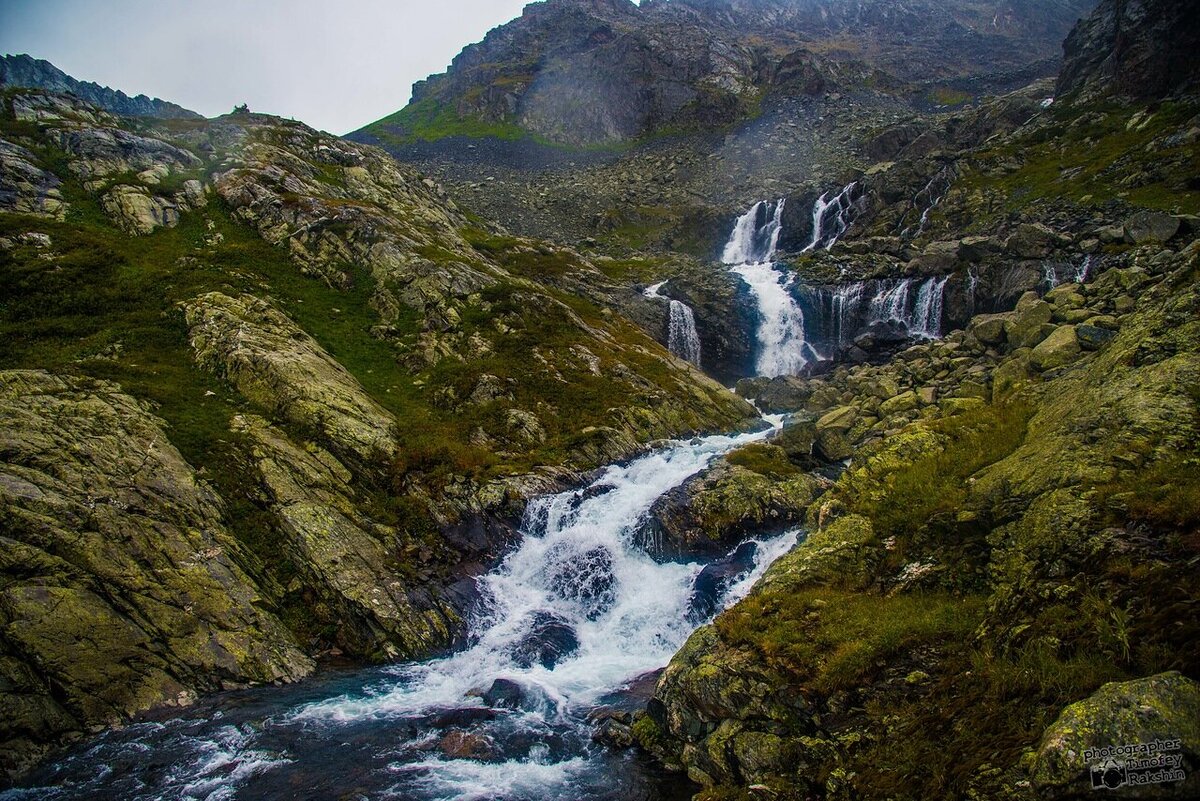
(911, 276, 950, 338)
(645, 281, 702, 366)
(898, 166, 955, 239)
(723, 200, 820, 376)
(803, 181, 861, 252)
(668, 301, 702, 366)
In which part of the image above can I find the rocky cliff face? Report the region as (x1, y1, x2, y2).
(363, 0, 1094, 147)
(1057, 0, 1200, 101)
(0, 55, 202, 120)
(0, 371, 313, 774)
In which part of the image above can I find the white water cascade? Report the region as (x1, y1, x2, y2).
(17, 428, 803, 801)
(722, 199, 821, 376)
(644, 281, 703, 366)
(1043, 254, 1099, 290)
(803, 181, 861, 252)
(288, 428, 793, 799)
(911, 275, 950, 338)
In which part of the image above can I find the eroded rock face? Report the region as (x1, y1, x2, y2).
(1057, 0, 1200, 101)
(184, 292, 398, 470)
(0, 139, 66, 219)
(642, 460, 825, 560)
(100, 184, 180, 235)
(231, 415, 459, 660)
(0, 371, 312, 775)
(0, 54, 202, 119)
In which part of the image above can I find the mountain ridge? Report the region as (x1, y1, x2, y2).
(0, 53, 202, 120)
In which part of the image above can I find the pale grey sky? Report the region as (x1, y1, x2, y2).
(0, 0, 545, 134)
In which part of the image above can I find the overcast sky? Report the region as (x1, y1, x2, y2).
(0, 0, 545, 134)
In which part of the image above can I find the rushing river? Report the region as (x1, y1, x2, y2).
(6, 428, 801, 801)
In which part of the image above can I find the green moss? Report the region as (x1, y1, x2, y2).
(959, 100, 1200, 217)
(1095, 451, 1200, 533)
(726, 444, 803, 478)
(717, 587, 985, 694)
(928, 87, 974, 107)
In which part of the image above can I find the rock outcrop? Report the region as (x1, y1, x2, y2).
(1032, 672, 1200, 799)
(0, 371, 312, 776)
(184, 292, 399, 470)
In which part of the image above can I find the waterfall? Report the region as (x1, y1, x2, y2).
(802, 181, 861, 253)
(797, 276, 949, 347)
(911, 276, 950, 338)
(829, 282, 866, 347)
(668, 300, 702, 366)
(1076, 254, 1099, 283)
(723, 200, 821, 376)
(868, 278, 913, 324)
(644, 281, 702, 366)
(898, 166, 955, 239)
(721, 199, 785, 264)
(25, 429, 802, 800)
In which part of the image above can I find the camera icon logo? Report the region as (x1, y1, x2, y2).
(1090, 759, 1128, 790)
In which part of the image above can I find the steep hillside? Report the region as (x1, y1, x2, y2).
(348, 0, 1096, 265)
(0, 85, 755, 776)
(359, 0, 1094, 148)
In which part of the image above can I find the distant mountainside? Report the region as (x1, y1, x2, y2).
(355, 0, 1096, 147)
(0, 54, 202, 120)
(1057, 0, 1200, 100)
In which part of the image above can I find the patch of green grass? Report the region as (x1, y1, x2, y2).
(1096, 451, 1200, 533)
(961, 100, 1200, 217)
(839, 401, 1033, 539)
(717, 587, 985, 693)
(362, 96, 539, 145)
(461, 226, 584, 279)
(928, 87, 973, 107)
(852, 642, 1127, 801)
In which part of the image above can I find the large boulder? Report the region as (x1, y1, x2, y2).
(184, 292, 398, 469)
(1125, 211, 1182, 245)
(1004, 223, 1060, 259)
(641, 461, 824, 560)
(1030, 325, 1082, 371)
(1032, 672, 1200, 799)
(101, 184, 179, 235)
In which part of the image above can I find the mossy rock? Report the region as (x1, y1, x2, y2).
(1032, 672, 1200, 799)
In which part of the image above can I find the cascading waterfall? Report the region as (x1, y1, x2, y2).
(722, 200, 821, 376)
(644, 281, 702, 366)
(797, 275, 952, 350)
(911, 276, 950, 338)
(802, 181, 861, 253)
(1044, 254, 1100, 289)
(868, 278, 913, 325)
(668, 301, 702, 366)
(898, 166, 955, 239)
(14, 429, 800, 801)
